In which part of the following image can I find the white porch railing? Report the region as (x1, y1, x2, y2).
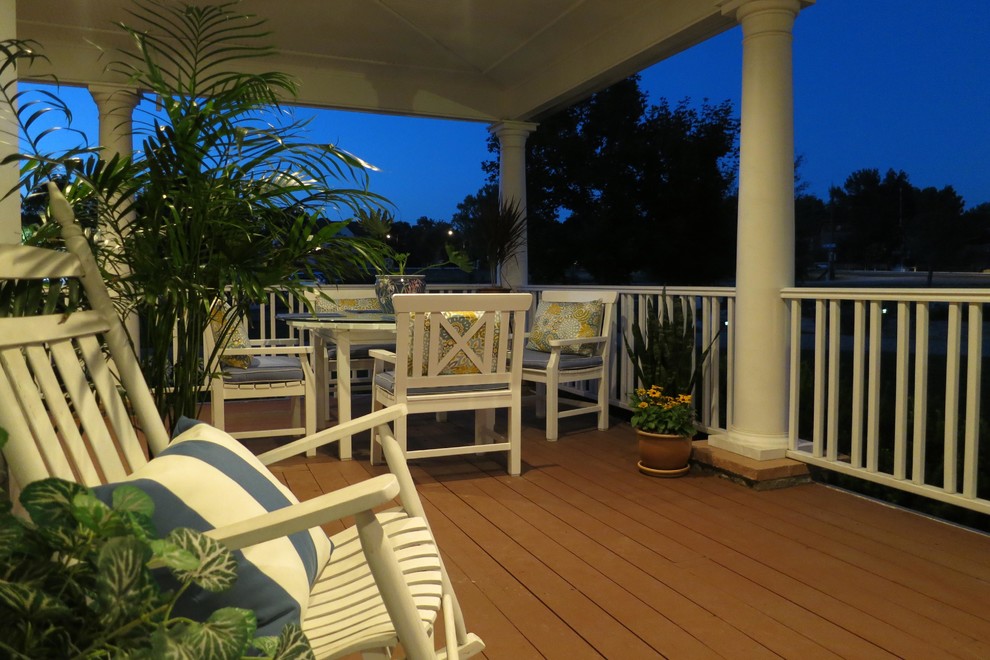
(782, 288, 989, 515)
(521, 285, 735, 434)
(246, 283, 988, 515)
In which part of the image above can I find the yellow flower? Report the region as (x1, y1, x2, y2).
(638, 401, 648, 408)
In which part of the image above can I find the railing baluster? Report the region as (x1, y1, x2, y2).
(963, 303, 982, 498)
(867, 301, 882, 473)
(912, 303, 929, 485)
(851, 300, 865, 468)
(827, 299, 841, 461)
(893, 301, 910, 480)
(813, 299, 826, 458)
(944, 302, 961, 493)
(788, 299, 801, 450)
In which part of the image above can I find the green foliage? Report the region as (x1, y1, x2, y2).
(477, 77, 740, 284)
(474, 198, 526, 287)
(624, 294, 714, 397)
(0, 438, 312, 659)
(355, 208, 471, 275)
(629, 386, 696, 436)
(3, 1, 392, 431)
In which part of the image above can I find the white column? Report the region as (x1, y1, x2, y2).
(90, 85, 142, 352)
(0, 0, 19, 243)
(488, 121, 537, 289)
(89, 85, 141, 163)
(710, 0, 806, 460)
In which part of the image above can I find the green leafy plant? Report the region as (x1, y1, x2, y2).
(0, 432, 311, 659)
(624, 292, 717, 396)
(2, 1, 390, 431)
(629, 386, 697, 436)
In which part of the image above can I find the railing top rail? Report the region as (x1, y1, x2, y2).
(520, 284, 736, 297)
(781, 287, 990, 303)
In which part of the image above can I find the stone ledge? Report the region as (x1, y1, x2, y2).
(691, 440, 811, 491)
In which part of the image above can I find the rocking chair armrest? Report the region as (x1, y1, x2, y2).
(207, 474, 400, 551)
(256, 405, 408, 465)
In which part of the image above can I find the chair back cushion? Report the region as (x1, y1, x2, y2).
(314, 295, 383, 313)
(209, 302, 255, 369)
(93, 419, 332, 637)
(407, 311, 500, 376)
(526, 299, 605, 356)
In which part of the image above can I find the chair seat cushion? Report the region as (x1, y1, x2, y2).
(521, 348, 603, 370)
(92, 419, 332, 638)
(222, 355, 304, 383)
(374, 370, 505, 395)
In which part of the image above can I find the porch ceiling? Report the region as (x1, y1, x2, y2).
(16, 0, 737, 122)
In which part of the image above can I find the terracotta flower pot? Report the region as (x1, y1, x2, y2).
(636, 429, 693, 477)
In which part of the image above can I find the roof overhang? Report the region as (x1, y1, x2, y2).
(17, 0, 739, 123)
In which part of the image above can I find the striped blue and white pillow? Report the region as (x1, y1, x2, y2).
(94, 419, 332, 637)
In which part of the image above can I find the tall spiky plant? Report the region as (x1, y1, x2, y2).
(5, 1, 389, 431)
(624, 292, 716, 396)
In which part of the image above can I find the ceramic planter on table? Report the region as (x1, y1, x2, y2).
(375, 274, 426, 313)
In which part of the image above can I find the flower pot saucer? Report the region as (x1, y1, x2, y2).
(637, 461, 690, 478)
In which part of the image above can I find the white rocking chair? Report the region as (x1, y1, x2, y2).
(0, 183, 483, 659)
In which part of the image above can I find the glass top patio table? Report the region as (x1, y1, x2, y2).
(279, 311, 397, 460)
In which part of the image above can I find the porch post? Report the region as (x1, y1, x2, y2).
(90, 85, 141, 352)
(488, 121, 537, 288)
(0, 0, 18, 243)
(89, 85, 140, 163)
(711, 0, 808, 460)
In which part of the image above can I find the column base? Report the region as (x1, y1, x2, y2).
(708, 428, 788, 461)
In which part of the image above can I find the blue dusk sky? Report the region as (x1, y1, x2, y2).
(22, 0, 990, 221)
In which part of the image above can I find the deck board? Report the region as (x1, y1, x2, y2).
(223, 400, 990, 659)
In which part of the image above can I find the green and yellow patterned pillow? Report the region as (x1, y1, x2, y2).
(314, 296, 383, 313)
(526, 300, 604, 357)
(407, 311, 501, 376)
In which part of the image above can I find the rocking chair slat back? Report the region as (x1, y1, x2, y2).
(0, 182, 170, 493)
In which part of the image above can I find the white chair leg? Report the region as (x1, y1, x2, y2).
(508, 403, 521, 476)
(211, 388, 226, 430)
(596, 376, 609, 431)
(545, 374, 559, 441)
(370, 394, 383, 465)
(534, 383, 546, 419)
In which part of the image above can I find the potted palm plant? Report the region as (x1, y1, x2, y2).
(3, 1, 388, 431)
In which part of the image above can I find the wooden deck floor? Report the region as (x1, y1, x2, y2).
(225, 400, 990, 659)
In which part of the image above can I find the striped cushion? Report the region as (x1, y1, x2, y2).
(93, 420, 331, 637)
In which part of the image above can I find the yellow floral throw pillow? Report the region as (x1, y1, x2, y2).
(314, 296, 383, 313)
(526, 300, 604, 357)
(209, 303, 252, 369)
(407, 311, 501, 376)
